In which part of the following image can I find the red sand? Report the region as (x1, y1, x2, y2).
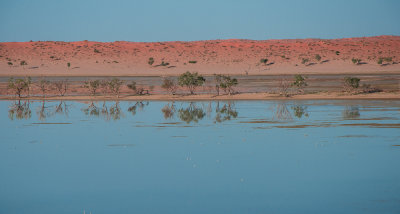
(1, 36, 400, 77)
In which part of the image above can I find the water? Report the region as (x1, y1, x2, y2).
(1, 100, 400, 214)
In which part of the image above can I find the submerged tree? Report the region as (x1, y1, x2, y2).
(178, 71, 205, 95)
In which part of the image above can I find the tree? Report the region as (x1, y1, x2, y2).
(343, 77, 360, 93)
(38, 78, 50, 98)
(8, 77, 31, 98)
(84, 80, 100, 96)
(20, 60, 27, 69)
(219, 75, 238, 95)
(7, 62, 13, 67)
(315, 54, 321, 62)
(352, 58, 362, 65)
(53, 80, 68, 96)
(178, 71, 205, 95)
(108, 78, 124, 97)
(278, 78, 291, 97)
(214, 74, 223, 95)
(67, 62, 71, 69)
(292, 74, 307, 94)
(100, 80, 110, 95)
(161, 78, 178, 95)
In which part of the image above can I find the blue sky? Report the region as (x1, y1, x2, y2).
(0, 0, 399, 42)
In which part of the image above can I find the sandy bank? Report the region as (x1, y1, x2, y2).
(1, 92, 399, 101)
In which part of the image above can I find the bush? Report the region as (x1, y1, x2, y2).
(378, 57, 393, 65)
(189, 61, 197, 64)
(178, 71, 205, 95)
(301, 58, 309, 65)
(315, 54, 321, 62)
(20, 60, 27, 69)
(148, 57, 154, 65)
(351, 58, 361, 65)
(260, 58, 268, 64)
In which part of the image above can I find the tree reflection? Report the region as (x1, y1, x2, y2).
(128, 101, 149, 116)
(8, 100, 31, 120)
(109, 101, 123, 120)
(273, 102, 292, 120)
(178, 103, 205, 123)
(342, 106, 360, 119)
(82, 102, 100, 116)
(161, 102, 176, 119)
(54, 101, 70, 117)
(291, 105, 309, 118)
(36, 100, 51, 121)
(82, 101, 124, 120)
(215, 101, 238, 123)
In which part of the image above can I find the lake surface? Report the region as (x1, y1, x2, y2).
(1, 100, 400, 214)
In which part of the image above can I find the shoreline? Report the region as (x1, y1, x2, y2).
(1, 92, 399, 101)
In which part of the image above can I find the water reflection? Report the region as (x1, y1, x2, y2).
(273, 103, 292, 120)
(82, 101, 124, 120)
(8, 100, 31, 120)
(178, 103, 206, 124)
(161, 102, 176, 119)
(4, 100, 319, 123)
(128, 101, 149, 116)
(215, 102, 238, 123)
(291, 105, 309, 119)
(342, 106, 360, 119)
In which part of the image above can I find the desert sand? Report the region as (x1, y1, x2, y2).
(1, 36, 400, 77)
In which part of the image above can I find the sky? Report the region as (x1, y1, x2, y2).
(0, 0, 399, 42)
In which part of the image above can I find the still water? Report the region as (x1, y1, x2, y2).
(1, 100, 400, 214)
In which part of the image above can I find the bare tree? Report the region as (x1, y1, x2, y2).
(53, 80, 68, 96)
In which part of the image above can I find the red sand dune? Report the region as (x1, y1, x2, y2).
(0, 36, 400, 76)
